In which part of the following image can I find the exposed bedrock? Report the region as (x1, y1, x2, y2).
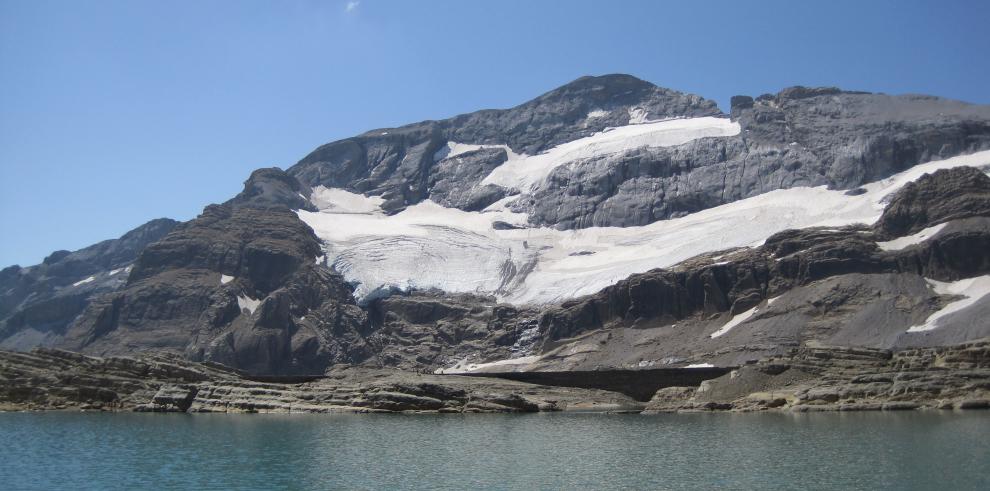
(532, 167, 990, 366)
(288, 74, 721, 214)
(0, 218, 178, 351)
(58, 168, 372, 375)
(288, 75, 990, 229)
(0, 348, 643, 413)
(2, 341, 986, 414)
(875, 166, 990, 238)
(363, 291, 541, 371)
(643, 339, 990, 413)
(517, 88, 990, 229)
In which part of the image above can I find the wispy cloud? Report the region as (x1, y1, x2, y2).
(345, 1, 360, 13)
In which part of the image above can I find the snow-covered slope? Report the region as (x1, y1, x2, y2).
(476, 116, 740, 192)
(299, 144, 990, 305)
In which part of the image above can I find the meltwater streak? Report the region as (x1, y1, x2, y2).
(1, 412, 988, 490)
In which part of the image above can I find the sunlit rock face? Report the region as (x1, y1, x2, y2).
(4, 74, 990, 375)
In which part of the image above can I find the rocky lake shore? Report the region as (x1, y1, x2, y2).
(2, 339, 987, 415)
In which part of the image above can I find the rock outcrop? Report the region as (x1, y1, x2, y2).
(874, 166, 990, 238)
(0, 218, 178, 350)
(288, 74, 722, 214)
(0, 348, 642, 413)
(58, 168, 370, 375)
(516, 88, 990, 229)
(525, 166, 990, 370)
(3, 341, 987, 414)
(643, 339, 990, 413)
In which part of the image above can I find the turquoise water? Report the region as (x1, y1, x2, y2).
(0, 412, 988, 490)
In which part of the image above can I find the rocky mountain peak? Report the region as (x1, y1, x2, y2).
(527, 73, 716, 115)
(443, 74, 722, 155)
(227, 167, 316, 212)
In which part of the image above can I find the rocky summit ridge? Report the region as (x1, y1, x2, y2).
(2, 74, 990, 411)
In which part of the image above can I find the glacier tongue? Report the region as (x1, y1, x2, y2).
(298, 150, 990, 306)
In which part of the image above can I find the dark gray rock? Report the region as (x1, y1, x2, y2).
(428, 147, 508, 211)
(56, 168, 372, 375)
(0, 218, 179, 350)
(515, 88, 990, 229)
(874, 166, 990, 238)
(288, 74, 721, 214)
(529, 168, 990, 366)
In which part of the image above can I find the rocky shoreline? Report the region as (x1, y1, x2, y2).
(646, 339, 990, 413)
(0, 348, 642, 414)
(2, 340, 988, 415)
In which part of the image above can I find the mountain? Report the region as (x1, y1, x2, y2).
(2, 74, 990, 377)
(0, 218, 178, 350)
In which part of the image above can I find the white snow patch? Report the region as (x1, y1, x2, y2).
(237, 295, 261, 315)
(627, 107, 651, 124)
(220, 274, 234, 285)
(433, 142, 508, 162)
(711, 295, 783, 339)
(877, 223, 948, 251)
(308, 187, 384, 214)
(907, 275, 990, 332)
(315, 255, 325, 265)
(298, 150, 990, 305)
(480, 117, 740, 192)
(586, 109, 609, 119)
(710, 305, 760, 339)
(72, 276, 95, 287)
(108, 267, 125, 276)
(685, 363, 715, 368)
(434, 355, 540, 374)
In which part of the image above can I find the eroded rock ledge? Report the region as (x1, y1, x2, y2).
(644, 338, 990, 413)
(2, 340, 988, 414)
(0, 348, 641, 413)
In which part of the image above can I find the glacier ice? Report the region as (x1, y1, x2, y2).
(298, 144, 990, 305)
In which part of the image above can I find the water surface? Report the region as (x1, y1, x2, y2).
(1, 411, 987, 490)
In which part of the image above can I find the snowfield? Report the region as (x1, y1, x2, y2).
(877, 223, 948, 251)
(298, 147, 990, 305)
(478, 116, 740, 192)
(433, 355, 542, 374)
(907, 275, 990, 332)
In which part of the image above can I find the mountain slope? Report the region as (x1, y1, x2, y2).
(3, 74, 990, 376)
(0, 218, 178, 350)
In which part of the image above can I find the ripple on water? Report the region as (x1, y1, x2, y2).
(0, 411, 988, 490)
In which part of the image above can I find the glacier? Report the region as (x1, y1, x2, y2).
(298, 135, 990, 305)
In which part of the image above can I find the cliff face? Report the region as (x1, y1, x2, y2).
(0, 218, 179, 351)
(519, 89, 990, 229)
(288, 75, 722, 215)
(528, 167, 990, 370)
(3, 74, 990, 377)
(59, 169, 371, 375)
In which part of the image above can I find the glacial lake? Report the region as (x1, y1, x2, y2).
(1, 412, 988, 490)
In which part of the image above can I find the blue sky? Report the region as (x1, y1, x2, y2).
(2, 0, 988, 267)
